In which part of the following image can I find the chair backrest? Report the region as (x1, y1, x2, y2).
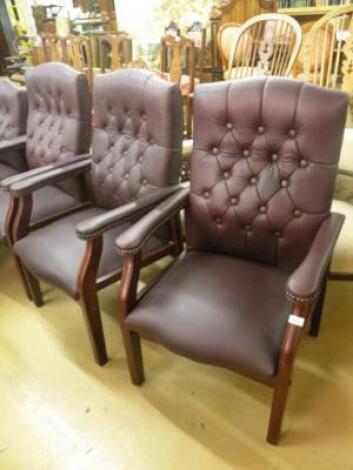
(227, 13, 302, 80)
(217, 22, 241, 70)
(25, 62, 91, 170)
(186, 77, 348, 271)
(98, 33, 131, 73)
(0, 79, 27, 141)
(303, 5, 353, 91)
(65, 35, 94, 88)
(90, 69, 182, 209)
(160, 35, 196, 91)
(41, 34, 67, 62)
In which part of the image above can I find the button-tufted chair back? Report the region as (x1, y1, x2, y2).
(186, 77, 348, 271)
(25, 62, 91, 170)
(90, 69, 182, 209)
(0, 79, 27, 141)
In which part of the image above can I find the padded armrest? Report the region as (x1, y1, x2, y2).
(115, 187, 189, 255)
(76, 186, 180, 240)
(286, 213, 345, 304)
(1, 153, 91, 191)
(8, 157, 92, 196)
(0, 135, 26, 153)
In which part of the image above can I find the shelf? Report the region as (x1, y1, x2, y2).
(278, 5, 339, 16)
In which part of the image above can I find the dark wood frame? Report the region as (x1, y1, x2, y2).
(6, 175, 184, 366)
(118, 202, 330, 445)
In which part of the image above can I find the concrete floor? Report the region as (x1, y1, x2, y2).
(1, 245, 353, 469)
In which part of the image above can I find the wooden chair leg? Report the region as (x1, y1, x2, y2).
(121, 328, 145, 385)
(80, 288, 108, 366)
(309, 278, 328, 338)
(24, 267, 43, 307)
(267, 375, 291, 445)
(13, 254, 33, 302)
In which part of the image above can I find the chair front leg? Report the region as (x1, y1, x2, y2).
(267, 303, 312, 445)
(78, 236, 108, 366)
(309, 270, 329, 338)
(119, 252, 144, 385)
(10, 193, 43, 306)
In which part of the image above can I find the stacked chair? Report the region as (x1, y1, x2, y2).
(4, 68, 183, 366)
(115, 77, 348, 444)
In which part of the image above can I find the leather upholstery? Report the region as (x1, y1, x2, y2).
(14, 69, 182, 298)
(126, 251, 290, 381)
(14, 207, 164, 299)
(91, 69, 182, 209)
(186, 78, 348, 272)
(122, 77, 347, 382)
(0, 79, 27, 141)
(0, 185, 77, 240)
(0, 80, 28, 175)
(25, 62, 91, 170)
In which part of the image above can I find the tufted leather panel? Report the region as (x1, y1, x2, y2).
(90, 69, 182, 209)
(25, 62, 91, 170)
(0, 79, 27, 142)
(186, 77, 348, 271)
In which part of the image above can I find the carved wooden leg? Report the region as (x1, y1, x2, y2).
(267, 374, 291, 445)
(80, 288, 108, 366)
(25, 268, 43, 307)
(309, 277, 328, 338)
(121, 328, 145, 385)
(13, 254, 33, 302)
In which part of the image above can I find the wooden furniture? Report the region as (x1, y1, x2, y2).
(278, 2, 353, 26)
(303, 5, 353, 92)
(97, 33, 131, 73)
(217, 0, 277, 26)
(66, 35, 94, 88)
(7, 70, 182, 366)
(41, 34, 68, 62)
(217, 22, 241, 72)
(116, 77, 348, 445)
(330, 128, 353, 280)
(186, 21, 207, 80)
(226, 13, 302, 79)
(160, 34, 198, 137)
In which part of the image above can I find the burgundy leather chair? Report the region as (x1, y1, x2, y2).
(9, 69, 182, 366)
(0, 79, 28, 241)
(0, 62, 91, 245)
(115, 77, 348, 444)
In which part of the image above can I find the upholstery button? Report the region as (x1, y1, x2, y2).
(215, 218, 222, 225)
(250, 176, 257, 185)
(294, 209, 302, 217)
(125, 173, 129, 179)
(299, 159, 308, 168)
(244, 224, 251, 231)
(243, 149, 250, 157)
(142, 113, 146, 120)
(281, 179, 289, 188)
(204, 191, 210, 199)
(275, 231, 282, 238)
(142, 179, 147, 185)
(138, 156, 143, 163)
(289, 129, 296, 138)
(123, 150, 128, 156)
(212, 147, 219, 155)
(271, 153, 279, 162)
(258, 126, 265, 134)
(226, 122, 233, 130)
(223, 171, 230, 179)
(230, 197, 238, 205)
(150, 138, 154, 145)
(259, 205, 266, 214)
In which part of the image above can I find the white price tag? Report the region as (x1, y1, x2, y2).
(288, 314, 305, 328)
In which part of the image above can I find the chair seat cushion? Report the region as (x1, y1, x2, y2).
(14, 207, 164, 299)
(331, 199, 353, 275)
(126, 251, 290, 381)
(0, 184, 77, 240)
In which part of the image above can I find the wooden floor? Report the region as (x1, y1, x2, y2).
(1, 244, 353, 469)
